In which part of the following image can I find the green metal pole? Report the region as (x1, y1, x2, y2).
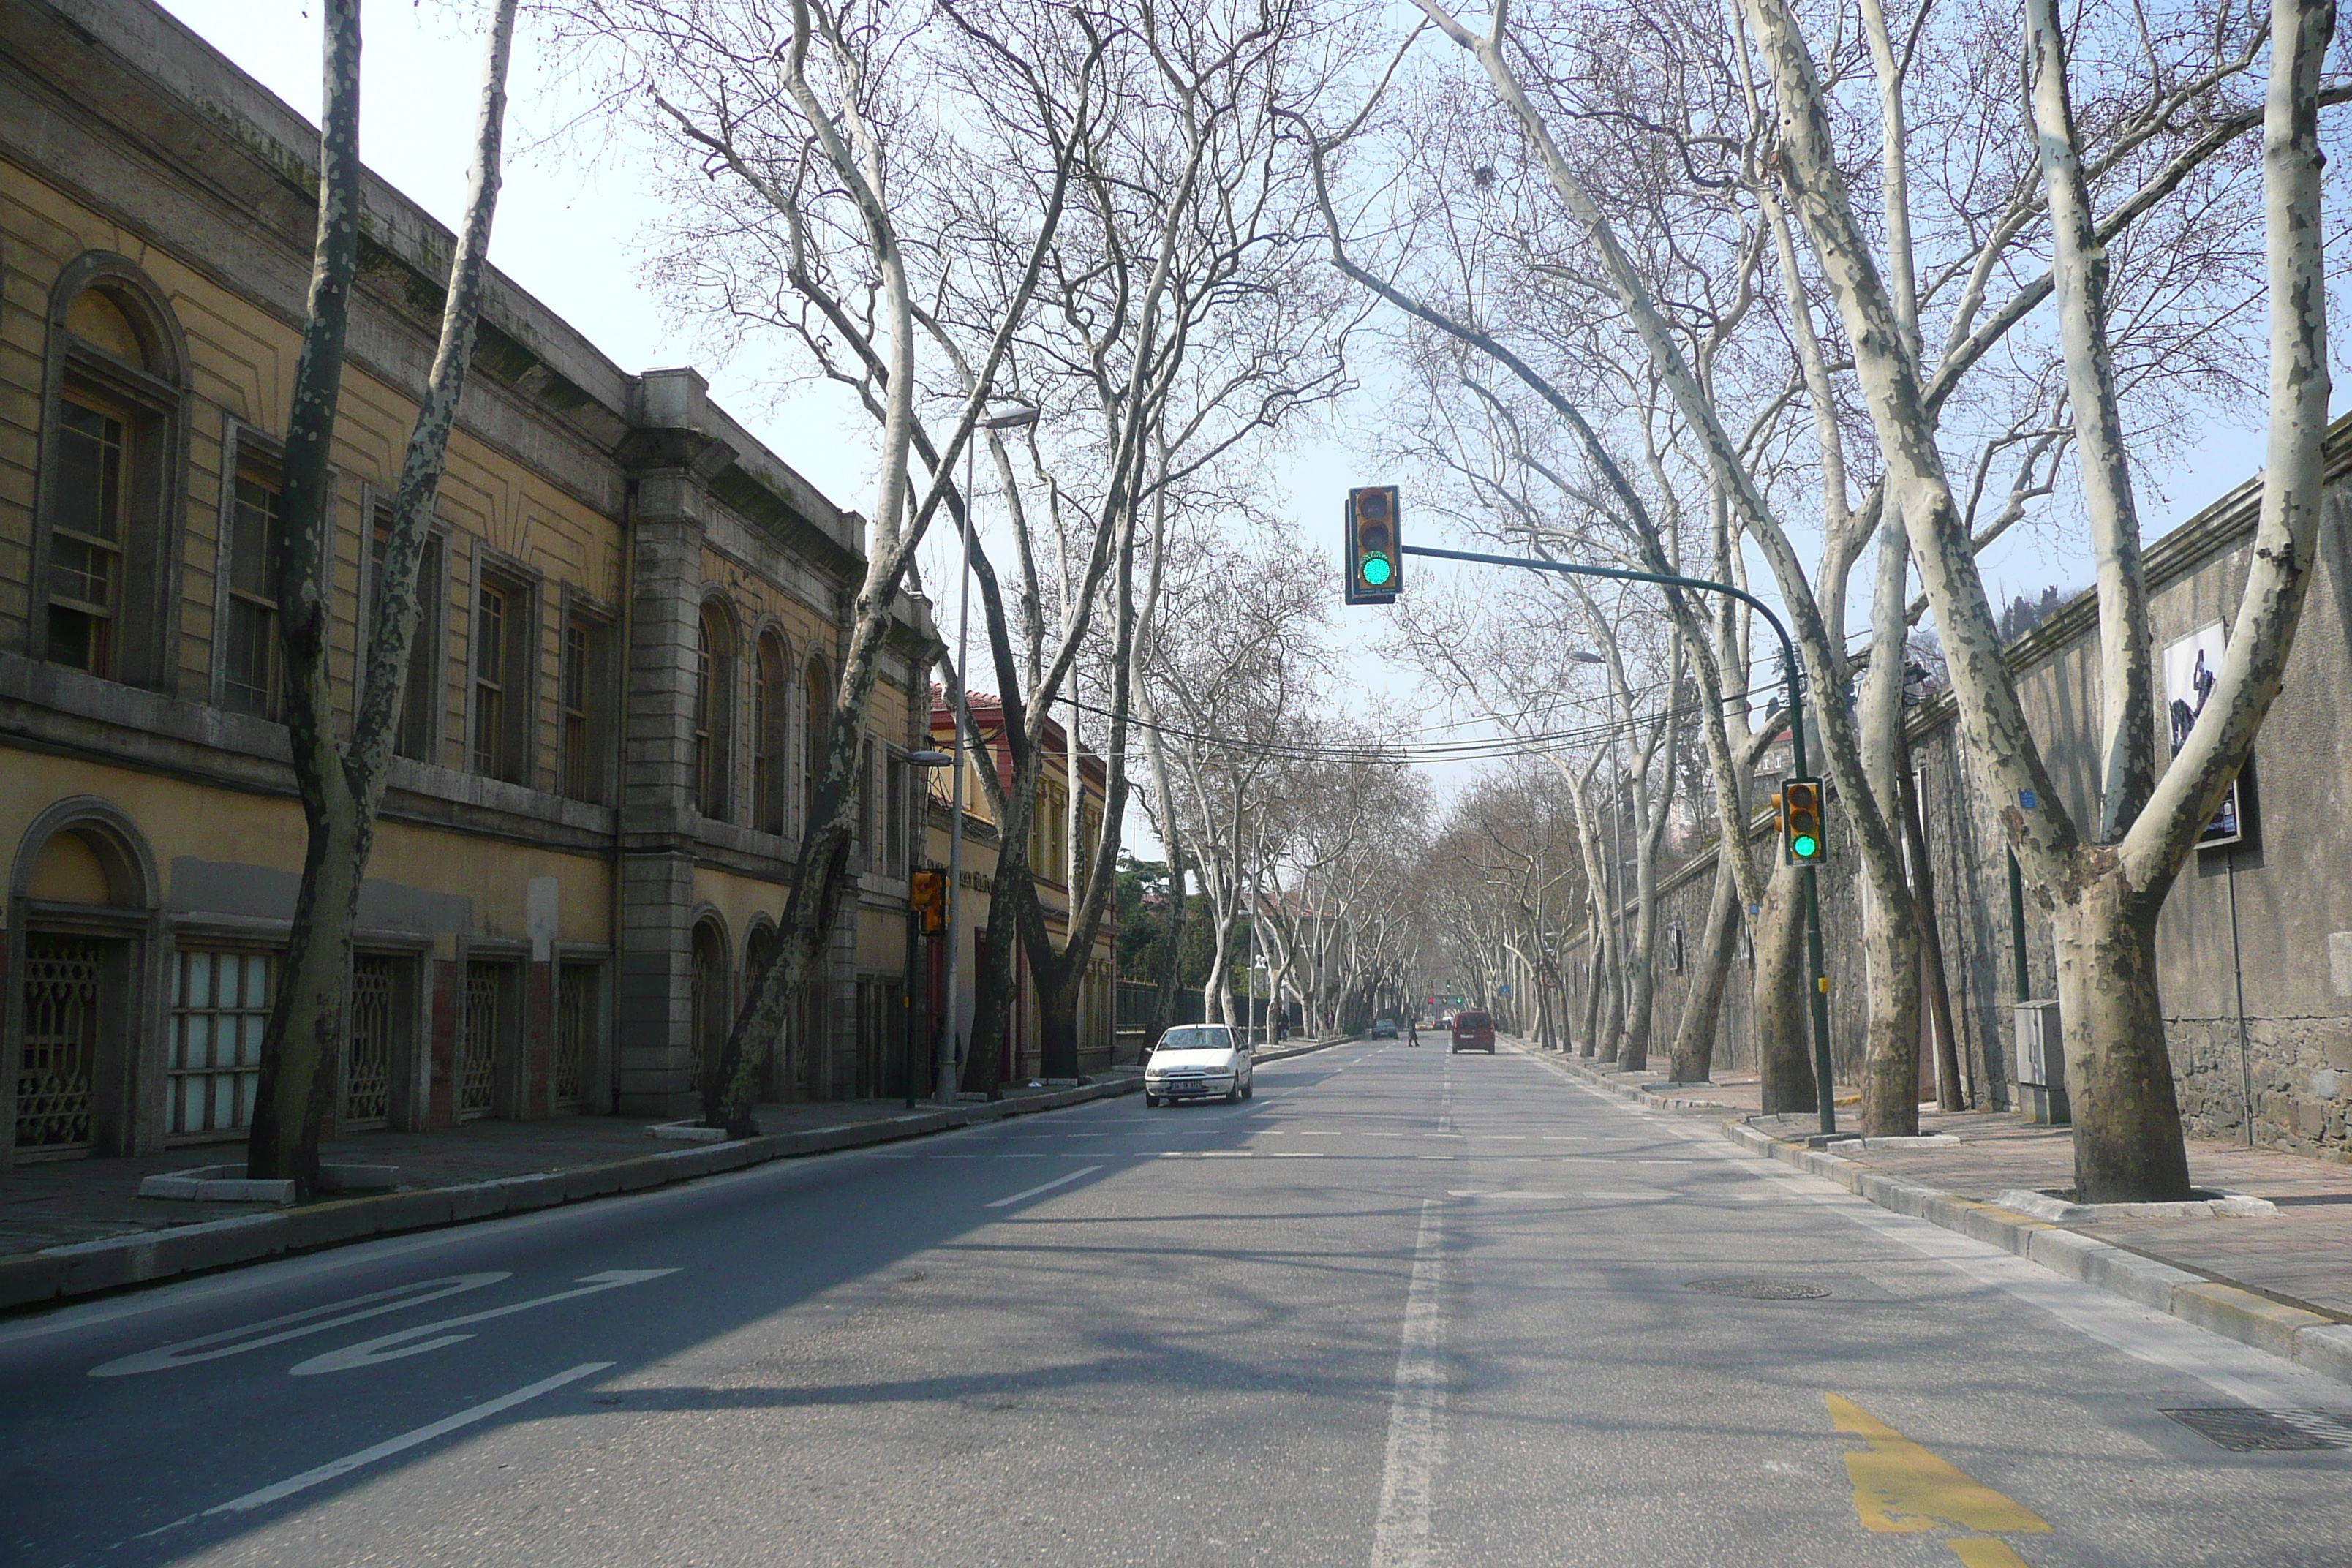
(1400, 543, 1837, 1133)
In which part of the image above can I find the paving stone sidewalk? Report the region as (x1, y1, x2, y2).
(0, 1079, 1139, 1259)
(1543, 1045, 2352, 1324)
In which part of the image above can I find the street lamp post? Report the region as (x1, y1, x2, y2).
(1403, 542, 1842, 1136)
(938, 400, 1039, 1104)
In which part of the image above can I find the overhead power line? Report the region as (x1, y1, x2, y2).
(1036, 680, 1787, 768)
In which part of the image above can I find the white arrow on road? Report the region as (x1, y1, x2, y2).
(288, 1270, 679, 1376)
(91, 1274, 512, 1378)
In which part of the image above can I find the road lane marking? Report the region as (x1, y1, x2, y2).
(1266, 1151, 1326, 1158)
(1370, 1198, 1447, 1568)
(91, 1273, 512, 1377)
(205, 1361, 612, 1515)
(986, 1165, 1104, 1207)
(289, 1270, 679, 1376)
(1947, 1542, 2035, 1567)
(1828, 1394, 2048, 1535)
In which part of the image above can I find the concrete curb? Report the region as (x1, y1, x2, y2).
(1717, 1119, 2352, 1386)
(1501, 1041, 2352, 1387)
(0, 1077, 1141, 1316)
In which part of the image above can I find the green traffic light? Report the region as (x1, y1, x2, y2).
(1360, 554, 1392, 587)
(1792, 834, 1818, 859)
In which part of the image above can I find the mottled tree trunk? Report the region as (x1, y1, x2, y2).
(1754, 862, 1815, 1115)
(1898, 752, 1967, 1109)
(2054, 861, 2192, 1200)
(1669, 853, 1741, 1084)
(1858, 896, 1922, 1137)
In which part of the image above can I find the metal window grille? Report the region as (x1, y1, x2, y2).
(556, 963, 596, 1106)
(345, 956, 396, 1126)
(461, 963, 500, 1118)
(169, 949, 271, 1138)
(19, 935, 102, 1150)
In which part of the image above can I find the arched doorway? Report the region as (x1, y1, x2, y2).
(8, 797, 161, 1161)
(690, 916, 731, 1106)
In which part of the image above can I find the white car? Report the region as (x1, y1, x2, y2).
(1145, 1025, 1254, 1107)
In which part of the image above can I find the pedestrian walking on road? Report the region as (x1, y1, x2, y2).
(1407, 1017, 1419, 1047)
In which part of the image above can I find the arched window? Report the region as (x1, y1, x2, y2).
(39, 260, 189, 689)
(802, 657, 832, 840)
(753, 631, 789, 837)
(694, 600, 736, 821)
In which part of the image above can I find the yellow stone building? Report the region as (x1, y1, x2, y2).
(0, 0, 936, 1166)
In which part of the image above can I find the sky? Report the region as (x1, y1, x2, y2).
(154, 0, 2337, 856)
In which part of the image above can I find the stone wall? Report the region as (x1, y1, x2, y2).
(1569, 416, 2352, 1159)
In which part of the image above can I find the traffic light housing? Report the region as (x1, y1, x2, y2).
(910, 869, 947, 933)
(1779, 778, 1825, 864)
(1345, 486, 1402, 604)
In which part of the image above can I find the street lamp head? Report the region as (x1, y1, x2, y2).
(980, 401, 1040, 430)
(905, 749, 956, 766)
(1567, 649, 1605, 664)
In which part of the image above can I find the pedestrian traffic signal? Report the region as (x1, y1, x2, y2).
(1345, 486, 1402, 605)
(1780, 778, 1825, 864)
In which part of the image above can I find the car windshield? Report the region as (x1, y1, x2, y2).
(1455, 1012, 1491, 1030)
(1156, 1028, 1235, 1053)
(1376, 1018, 1395, 1026)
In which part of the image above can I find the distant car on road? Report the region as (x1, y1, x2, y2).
(1145, 1025, 1254, 1106)
(1370, 1017, 1398, 1039)
(1449, 1009, 1496, 1054)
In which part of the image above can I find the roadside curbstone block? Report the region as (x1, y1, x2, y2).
(0, 1252, 67, 1311)
(2292, 1323, 2352, 1383)
(283, 1200, 386, 1251)
(2169, 1281, 2334, 1358)
(445, 1180, 512, 1222)
(2077, 1245, 2207, 1313)
(494, 1172, 568, 1213)
(363, 1189, 456, 1235)
(562, 1164, 626, 1202)
(2026, 1225, 2107, 1283)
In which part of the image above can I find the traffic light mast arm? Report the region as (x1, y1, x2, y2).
(1398, 540, 1839, 1136)
(1398, 543, 1812, 779)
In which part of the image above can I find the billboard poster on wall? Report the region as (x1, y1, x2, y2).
(2163, 620, 2253, 849)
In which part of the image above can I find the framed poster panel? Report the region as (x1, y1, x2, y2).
(2163, 621, 2255, 850)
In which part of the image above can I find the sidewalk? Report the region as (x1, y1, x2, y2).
(1520, 1042, 2352, 1384)
(0, 1071, 1143, 1313)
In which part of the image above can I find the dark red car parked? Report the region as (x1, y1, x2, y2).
(1448, 1009, 1496, 1054)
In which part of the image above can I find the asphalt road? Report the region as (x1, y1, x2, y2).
(6, 1038, 2351, 1567)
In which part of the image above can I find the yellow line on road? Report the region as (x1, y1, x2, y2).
(1946, 1539, 2036, 1567)
(1827, 1394, 2050, 1535)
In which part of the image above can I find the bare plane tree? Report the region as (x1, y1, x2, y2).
(249, 0, 521, 1190)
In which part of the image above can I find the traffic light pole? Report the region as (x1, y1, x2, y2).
(1400, 543, 1839, 1135)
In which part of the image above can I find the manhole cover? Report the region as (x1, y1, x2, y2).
(2162, 1408, 2352, 1452)
(1683, 1276, 1832, 1300)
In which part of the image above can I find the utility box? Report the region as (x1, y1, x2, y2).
(2013, 1000, 2068, 1125)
